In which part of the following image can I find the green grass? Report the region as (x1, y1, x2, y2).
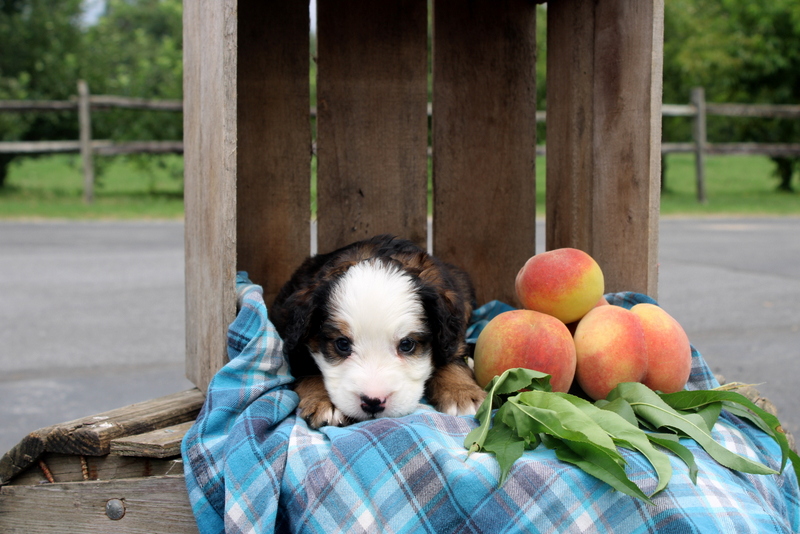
(1, 152, 798, 219)
(0, 154, 184, 219)
(660, 153, 800, 215)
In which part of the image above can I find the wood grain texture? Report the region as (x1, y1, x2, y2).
(183, 0, 239, 391)
(316, 0, 428, 253)
(110, 421, 194, 458)
(0, 476, 197, 534)
(237, 0, 311, 306)
(0, 389, 203, 484)
(8, 453, 183, 486)
(546, 0, 663, 297)
(432, 0, 537, 306)
(545, 0, 595, 256)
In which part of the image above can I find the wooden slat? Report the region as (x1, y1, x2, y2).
(237, 0, 311, 306)
(183, 0, 238, 391)
(316, 0, 429, 252)
(545, 0, 596, 264)
(0, 140, 84, 153)
(8, 453, 183, 486)
(432, 0, 537, 306)
(44, 389, 203, 457)
(0, 476, 197, 534)
(110, 421, 194, 458)
(546, 0, 663, 297)
(0, 389, 203, 484)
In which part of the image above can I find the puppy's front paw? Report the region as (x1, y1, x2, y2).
(294, 375, 355, 429)
(427, 362, 487, 417)
(299, 400, 353, 429)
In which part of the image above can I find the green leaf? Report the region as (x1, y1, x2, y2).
(689, 402, 724, 433)
(481, 409, 526, 485)
(660, 389, 791, 474)
(464, 368, 552, 455)
(556, 393, 673, 495)
(647, 433, 699, 484)
(510, 391, 622, 461)
(597, 397, 639, 427)
(609, 383, 778, 476)
(541, 435, 654, 505)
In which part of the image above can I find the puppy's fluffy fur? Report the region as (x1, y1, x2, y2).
(270, 234, 486, 428)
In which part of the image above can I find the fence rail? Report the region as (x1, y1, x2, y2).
(661, 87, 800, 202)
(2, 84, 799, 203)
(0, 81, 182, 203)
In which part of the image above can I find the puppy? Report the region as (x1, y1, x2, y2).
(269, 234, 487, 429)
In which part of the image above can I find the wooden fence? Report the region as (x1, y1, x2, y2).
(0, 81, 182, 203)
(662, 87, 800, 202)
(2, 84, 800, 204)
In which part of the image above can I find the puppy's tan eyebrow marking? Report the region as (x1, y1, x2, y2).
(321, 319, 351, 341)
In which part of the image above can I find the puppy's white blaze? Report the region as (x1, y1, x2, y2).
(314, 260, 434, 421)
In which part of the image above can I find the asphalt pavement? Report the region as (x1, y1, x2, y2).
(1, 218, 798, 455)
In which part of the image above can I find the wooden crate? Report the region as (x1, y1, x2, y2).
(0, 1, 664, 531)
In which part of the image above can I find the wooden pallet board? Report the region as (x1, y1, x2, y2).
(0, 389, 203, 484)
(110, 421, 194, 458)
(7, 453, 183, 486)
(0, 475, 197, 534)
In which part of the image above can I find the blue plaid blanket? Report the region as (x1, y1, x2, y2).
(182, 276, 800, 534)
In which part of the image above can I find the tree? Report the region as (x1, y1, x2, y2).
(0, 0, 183, 188)
(82, 0, 182, 143)
(663, 0, 800, 192)
(0, 0, 85, 186)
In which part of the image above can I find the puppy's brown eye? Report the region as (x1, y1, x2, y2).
(398, 338, 416, 354)
(334, 337, 352, 356)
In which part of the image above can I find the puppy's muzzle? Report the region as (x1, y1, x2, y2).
(360, 395, 386, 415)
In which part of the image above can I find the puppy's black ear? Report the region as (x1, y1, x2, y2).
(271, 284, 327, 379)
(420, 282, 470, 366)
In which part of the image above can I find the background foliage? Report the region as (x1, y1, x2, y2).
(1, 1, 799, 192)
(663, 0, 800, 191)
(0, 0, 182, 186)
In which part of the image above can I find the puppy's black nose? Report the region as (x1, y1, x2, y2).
(360, 395, 385, 415)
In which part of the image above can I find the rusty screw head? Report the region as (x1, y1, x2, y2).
(105, 498, 126, 520)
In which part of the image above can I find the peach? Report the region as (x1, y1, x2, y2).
(566, 296, 610, 335)
(473, 309, 577, 392)
(631, 303, 692, 393)
(515, 248, 605, 324)
(573, 305, 648, 400)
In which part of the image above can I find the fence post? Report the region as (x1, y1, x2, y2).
(691, 86, 707, 203)
(78, 80, 95, 204)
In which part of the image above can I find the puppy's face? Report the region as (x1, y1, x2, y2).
(309, 260, 434, 422)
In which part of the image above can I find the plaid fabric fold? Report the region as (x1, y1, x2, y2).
(182, 282, 799, 534)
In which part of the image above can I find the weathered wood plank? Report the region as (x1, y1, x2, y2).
(545, 0, 596, 263)
(0, 428, 49, 485)
(0, 140, 182, 155)
(432, 0, 537, 306)
(93, 141, 183, 155)
(88, 95, 183, 111)
(692, 86, 708, 203)
(547, 0, 663, 298)
(8, 453, 183, 486)
(0, 100, 77, 111)
(43, 389, 203, 457)
(110, 421, 194, 458)
(0, 476, 197, 534)
(0, 140, 84, 153)
(705, 102, 800, 119)
(316, 0, 429, 252)
(237, 0, 311, 306)
(79, 80, 95, 203)
(590, 0, 663, 297)
(183, 0, 239, 392)
(0, 389, 203, 484)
